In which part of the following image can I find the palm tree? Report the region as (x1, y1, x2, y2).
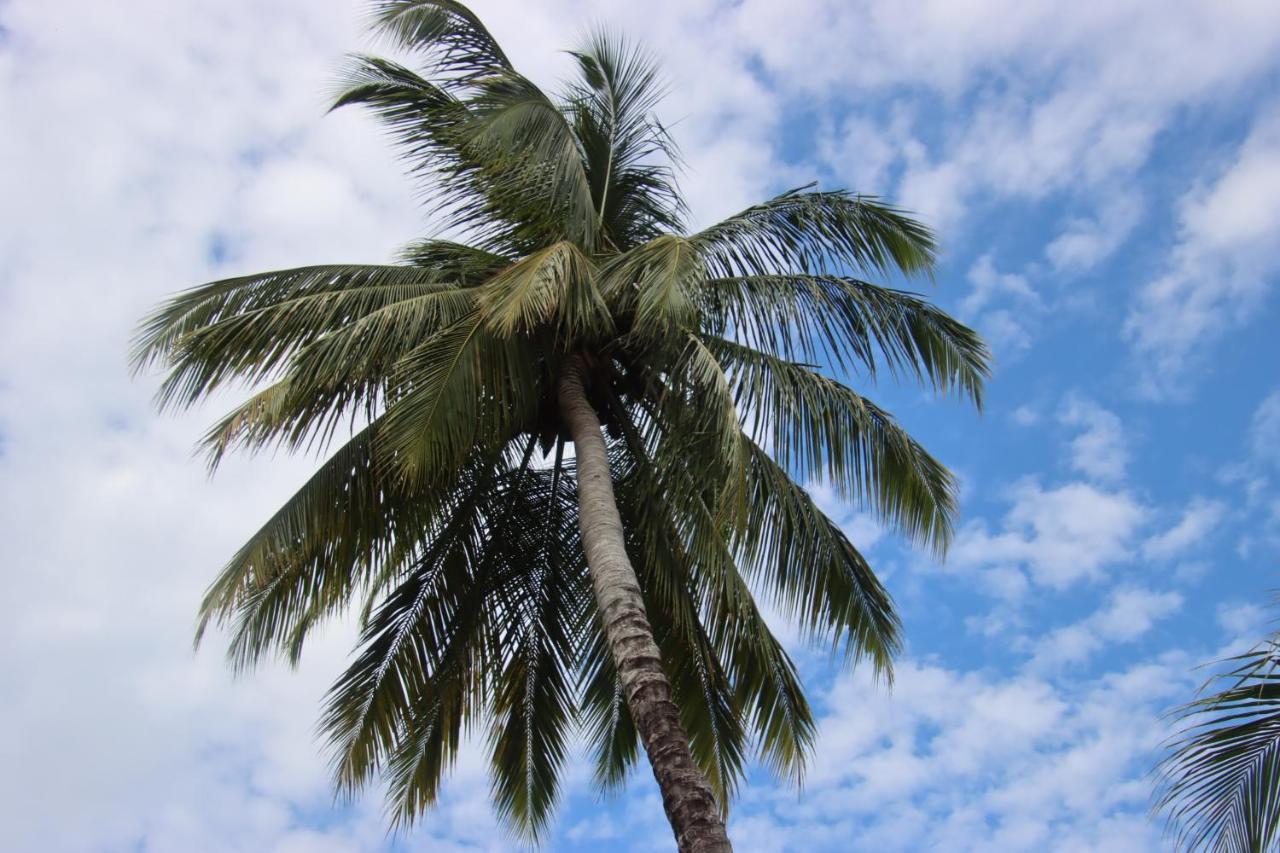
(132, 2, 988, 850)
(1155, 617, 1280, 851)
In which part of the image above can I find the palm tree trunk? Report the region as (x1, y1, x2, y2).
(558, 355, 733, 853)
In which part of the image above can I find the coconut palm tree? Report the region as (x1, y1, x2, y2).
(132, 2, 988, 850)
(1155, 616, 1280, 851)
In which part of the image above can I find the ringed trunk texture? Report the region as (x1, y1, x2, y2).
(558, 356, 733, 853)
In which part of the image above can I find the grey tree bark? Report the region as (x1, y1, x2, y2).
(558, 355, 733, 853)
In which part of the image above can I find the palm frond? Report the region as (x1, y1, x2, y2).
(396, 238, 512, 282)
(691, 187, 937, 279)
(610, 416, 815, 795)
(131, 265, 454, 409)
(196, 424, 511, 671)
(379, 311, 544, 483)
(462, 70, 600, 249)
(477, 241, 610, 338)
(368, 0, 511, 86)
(740, 438, 901, 677)
(647, 333, 750, 530)
(1156, 636, 1280, 852)
(703, 333, 956, 553)
(485, 468, 589, 839)
(578, 625, 641, 792)
(566, 29, 684, 248)
(700, 272, 989, 404)
(600, 234, 702, 337)
(336, 53, 600, 253)
(617, 466, 748, 805)
(321, 453, 537, 807)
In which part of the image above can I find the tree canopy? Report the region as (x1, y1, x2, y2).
(132, 0, 989, 841)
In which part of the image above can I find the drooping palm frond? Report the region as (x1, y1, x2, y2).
(703, 334, 957, 552)
(738, 439, 900, 676)
(195, 426, 517, 670)
(1156, 630, 1280, 852)
(368, 0, 512, 87)
(131, 265, 457, 408)
(395, 238, 512, 281)
(612, 441, 750, 806)
(321, 454, 589, 834)
(701, 272, 988, 403)
(627, 449, 817, 786)
(378, 311, 552, 485)
(484, 467, 589, 840)
(692, 187, 937, 279)
(607, 405, 818, 788)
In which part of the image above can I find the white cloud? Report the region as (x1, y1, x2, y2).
(772, 1, 1280, 235)
(807, 480, 886, 552)
(817, 108, 917, 196)
(1142, 497, 1227, 561)
(959, 255, 1043, 361)
(1217, 601, 1271, 643)
(1057, 396, 1129, 483)
(1251, 389, 1280, 464)
(1010, 404, 1040, 426)
(1125, 107, 1280, 397)
(949, 480, 1148, 593)
(727, 654, 1195, 851)
(1028, 586, 1183, 670)
(1046, 194, 1144, 273)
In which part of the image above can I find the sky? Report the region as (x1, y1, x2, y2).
(2, 0, 1280, 850)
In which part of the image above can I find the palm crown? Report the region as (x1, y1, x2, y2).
(132, 0, 989, 845)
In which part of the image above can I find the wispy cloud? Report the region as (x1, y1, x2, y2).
(1125, 106, 1280, 398)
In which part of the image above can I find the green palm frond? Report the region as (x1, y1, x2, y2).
(692, 187, 937, 279)
(611, 422, 816, 796)
(477, 241, 610, 337)
(703, 334, 957, 552)
(615, 456, 749, 806)
(486, 468, 589, 838)
(567, 29, 684, 247)
(395, 238, 512, 280)
(379, 312, 544, 483)
(321, 453, 550, 802)
(462, 70, 599, 249)
(659, 333, 751, 527)
(334, 55, 597, 253)
(132, 265, 454, 408)
(600, 234, 702, 337)
(578, 624, 641, 792)
(740, 439, 900, 676)
(196, 425, 508, 670)
(1156, 633, 1280, 852)
(369, 0, 512, 86)
(702, 272, 989, 403)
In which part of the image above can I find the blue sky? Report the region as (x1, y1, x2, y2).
(2, 1, 1279, 851)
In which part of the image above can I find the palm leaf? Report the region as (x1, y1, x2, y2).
(566, 29, 684, 248)
(700, 272, 989, 404)
(368, 0, 512, 86)
(704, 333, 956, 553)
(131, 265, 454, 409)
(1157, 635, 1280, 852)
(691, 187, 937, 279)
